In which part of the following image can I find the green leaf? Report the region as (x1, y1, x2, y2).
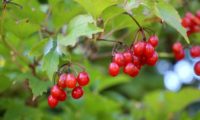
(144, 88, 200, 112)
(4, 19, 40, 38)
(42, 49, 59, 81)
(9, 4, 45, 24)
(144, 0, 189, 44)
(97, 75, 130, 92)
(29, 38, 49, 57)
(29, 75, 51, 97)
(0, 75, 11, 93)
(58, 15, 103, 46)
(2, 99, 43, 120)
(101, 6, 125, 26)
(106, 14, 136, 31)
(74, 0, 121, 18)
(83, 93, 120, 114)
(49, 0, 83, 29)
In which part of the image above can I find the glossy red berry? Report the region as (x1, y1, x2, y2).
(190, 46, 200, 58)
(123, 51, 133, 65)
(133, 41, 146, 56)
(144, 43, 154, 58)
(148, 35, 158, 47)
(65, 73, 77, 88)
(109, 62, 120, 76)
(58, 73, 67, 88)
(71, 86, 84, 99)
(77, 72, 90, 86)
(181, 17, 192, 27)
(194, 61, 200, 76)
(124, 63, 139, 77)
(113, 53, 125, 67)
(58, 90, 67, 101)
(172, 42, 183, 54)
(133, 55, 141, 66)
(48, 95, 58, 108)
(146, 52, 158, 66)
(174, 49, 185, 61)
(50, 85, 63, 99)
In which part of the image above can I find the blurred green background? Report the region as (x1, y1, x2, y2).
(0, 0, 200, 120)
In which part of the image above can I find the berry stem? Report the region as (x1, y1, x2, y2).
(3, 0, 23, 9)
(97, 38, 123, 45)
(124, 12, 147, 41)
(58, 62, 71, 73)
(53, 71, 58, 85)
(158, 52, 174, 58)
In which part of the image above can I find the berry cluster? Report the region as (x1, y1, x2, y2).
(181, 11, 200, 36)
(48, 67, 90, 108)
(109, 35, 159, 77)
(172, 42, 200, 76)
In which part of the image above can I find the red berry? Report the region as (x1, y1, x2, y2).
(146, 52, 158, 66)
(71, 86, 84, 99)
(144, 43, 154, 58)
(191, 25, 200, 33)
(48, 95, 58, 108)
(133, 41, 146, 56)
(77, 72, 90, 86)
(58, 73, 67, 88)
(58, 90, 67, 101)
(140, 56, 147, 65)
(123, 51, 133, 65)
(65, 73, 77, 88)
(194, 61, 200, 76)
(181, 17, 192, 27)
(172, 42, 183, 54)
(133, 55, 141, 66)
(148, 35, 158, 47)
(191, 16, 200, 25)
(109, 62, 120, 76)
(174, 49, 185, 61)
(190, 46, 200, 58)
(50, 85, 63, 99)
(187, 30, 192, 36)
(113, 53, 125, 67)
(124, 63, 139, 77)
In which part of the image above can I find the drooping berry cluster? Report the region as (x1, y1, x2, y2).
(109, 35, 159, 77)
(172, 42, 200, 60)
(48, 64, 90, 108)
(181, 11, 200, 36)
(172, 42, 200, 76)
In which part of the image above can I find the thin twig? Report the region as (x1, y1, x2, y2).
(124, 12, 147, 41)
(97, 38, 123, 44)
